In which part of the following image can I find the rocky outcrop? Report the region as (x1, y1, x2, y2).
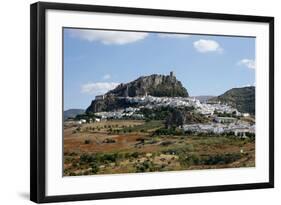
(165, 108, 209, 128)
(106, 73, 188, 98)
(86, 95, 138, 113)
(86, 73, 189, 113)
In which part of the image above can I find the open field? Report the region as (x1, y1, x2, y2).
(64, 120, 255, 176)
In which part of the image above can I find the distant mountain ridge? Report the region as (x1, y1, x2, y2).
(64, 109, 85, 120)
(211, 86, 255, 114)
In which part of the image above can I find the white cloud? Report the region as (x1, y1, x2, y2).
(193, 39, 223, 53)
(241, 84, 251, 87)
(81, 82, 119, 95)
(69, 29, 148, 45)
(235, 84, 255, 88)
(157, 33, 190, 38)
(102, 74, 111, 80)
(237, 59, 255, 69)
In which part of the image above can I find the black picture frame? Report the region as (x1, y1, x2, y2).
(30, 2, 274, 203)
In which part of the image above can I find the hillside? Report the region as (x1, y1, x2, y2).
(64, 109, 85, 120)
(211, 86, 255, 114)
(86, 73, 188, 113)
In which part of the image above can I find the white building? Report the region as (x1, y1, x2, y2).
(95, 95, 105, 100)
(243, 113, 250, 117)
(214, 117, 237, 123)
(80, 119, 87, 124)
(95, 118, 101, 122)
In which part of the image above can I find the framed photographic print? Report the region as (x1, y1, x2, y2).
(30, 2, 274, 203)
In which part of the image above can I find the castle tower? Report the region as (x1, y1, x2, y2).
(125, 85, 129, 97)
(170, 71, 174, 77)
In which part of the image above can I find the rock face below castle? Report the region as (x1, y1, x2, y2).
(86, 73, 189, 113)
(107, 73, 188, 98)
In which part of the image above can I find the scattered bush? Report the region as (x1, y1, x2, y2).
(100, 153, 118, 163)
(102, 138, 116, 144)
(136, 137, 145, 142)
(136, 160, 155, 172)
(179, 153, 242, 167)
(80, 154, 97, 164)
(160, 141, 173, 146)
(90, 163, 99, 174)
(155, 127, 187, 136)
(202, 153, 242, 165)
(131, 152, 139, 158)
(84, 139, 92, 144)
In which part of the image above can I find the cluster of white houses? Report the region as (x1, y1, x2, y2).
(123, 95, 246, 117)
(94, 92, 249, 118)
(95, 107, 144, 120)
(183, 121, 255, 137)
(66, 94, 254, 136)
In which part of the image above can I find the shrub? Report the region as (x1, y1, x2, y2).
(131, 152, 139, 158)
(179, 153, 242, 167)
(90, 163, 99, 174)
(100, 153, 118, 163)
(102, 138, 116, 143)
(160, 141, 173, 146)
(69, 172, 77, 176)
(202, 153, 242, 165)
(179, 154, 200, 166)
(136, 160, 155, 172)
(136, 137, 145, 142)
(84, 139, 91, 144)
(80, 154, 97, 164)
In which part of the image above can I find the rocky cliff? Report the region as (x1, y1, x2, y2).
(86, 95, 139, 114)
(86, 73, 189, 113)
(106, 73, 188, 98)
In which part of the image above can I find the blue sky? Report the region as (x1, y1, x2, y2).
(64, 28, 255, 110)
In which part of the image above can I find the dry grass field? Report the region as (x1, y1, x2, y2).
(63, 120, 255, 176)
